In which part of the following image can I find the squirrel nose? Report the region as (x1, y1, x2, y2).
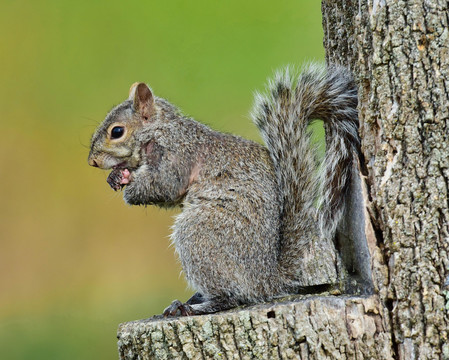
(88, 158, 99, 167)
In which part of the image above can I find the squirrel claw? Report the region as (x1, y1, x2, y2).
(163, 300, 194, 317)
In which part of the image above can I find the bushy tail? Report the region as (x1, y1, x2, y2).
(251, 64, 359, 273)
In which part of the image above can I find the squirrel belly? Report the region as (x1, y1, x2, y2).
(88, 64, 359, 315)
(171, 137, 288, 304)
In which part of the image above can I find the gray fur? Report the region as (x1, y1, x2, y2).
(251, 64, 359, 273)
(88, 64, 359, 315)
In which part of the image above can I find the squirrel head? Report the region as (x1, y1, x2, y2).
(88, 82, 155, 170)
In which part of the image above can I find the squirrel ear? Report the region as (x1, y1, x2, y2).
(128, 82, 140, 100)
(131, 82, 154, 120)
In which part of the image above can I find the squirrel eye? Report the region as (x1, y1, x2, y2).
(110, 126, 125, 139)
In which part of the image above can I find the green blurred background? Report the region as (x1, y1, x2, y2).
(0, 1, 323, 358)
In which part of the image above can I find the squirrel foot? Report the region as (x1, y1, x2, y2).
(162, 294, 239, 316)
(163, 300, 195, 317)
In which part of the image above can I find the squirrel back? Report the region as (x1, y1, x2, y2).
(88, 64, 359, 315)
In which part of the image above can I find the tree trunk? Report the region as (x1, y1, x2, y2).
(117, 1, 449, 358)
(322, 0, 449, 358)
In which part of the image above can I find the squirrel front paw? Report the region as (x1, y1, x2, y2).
(107, 168, 131, 191)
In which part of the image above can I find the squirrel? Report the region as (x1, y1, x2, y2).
(88, 64, 359, 316)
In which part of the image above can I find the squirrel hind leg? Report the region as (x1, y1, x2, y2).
(185, 292, 204, 305)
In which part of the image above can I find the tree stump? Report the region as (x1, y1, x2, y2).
(118, 295, 392, 360)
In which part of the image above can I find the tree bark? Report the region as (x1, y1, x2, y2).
(322, 0, 449, 358)
(117, 1, 449, 358)
(118, 295, 392, 360)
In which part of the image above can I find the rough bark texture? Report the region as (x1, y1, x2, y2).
(118, 295, 392, 360)
(117, 1, 449, 358)
(323, 0, 449, 358)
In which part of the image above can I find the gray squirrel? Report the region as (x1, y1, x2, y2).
(88, 64, 359, 316)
